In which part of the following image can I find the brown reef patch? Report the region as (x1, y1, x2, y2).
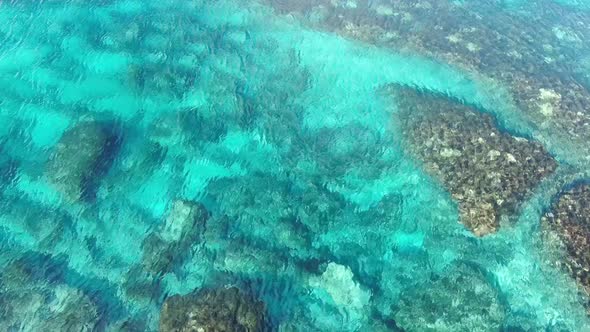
(542, 183, 590, 301)
(391, 85, 557, 236)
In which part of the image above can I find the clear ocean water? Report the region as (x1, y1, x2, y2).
(1, 0, 590, 331)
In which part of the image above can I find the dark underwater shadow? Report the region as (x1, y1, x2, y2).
(79, 121, 124, 203)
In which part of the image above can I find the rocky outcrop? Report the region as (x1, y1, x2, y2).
(159, 286, 267, 332)
(392, 85, 557, 236)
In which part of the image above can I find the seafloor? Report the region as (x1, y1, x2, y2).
(1, 0, 590, 331)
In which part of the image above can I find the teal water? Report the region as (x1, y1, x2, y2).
(1, 0, 590, 331)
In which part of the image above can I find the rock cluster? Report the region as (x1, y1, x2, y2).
(392, 85, 557, 236)
(159, 286, 267, 332)
(542, 183, 590, 298)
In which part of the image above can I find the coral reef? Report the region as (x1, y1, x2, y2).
(2, 0, 590, 330)
(542, 183, 590, 299)
(263, 0, 590, 158)
(159, 286, 268, 332)
(391, 85, 557, 236)
(393, 262, 505, 332)
(45, 121, 116, 202)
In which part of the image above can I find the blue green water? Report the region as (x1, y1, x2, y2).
(1, 0, 590, 331)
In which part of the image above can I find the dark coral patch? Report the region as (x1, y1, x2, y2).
(159, 286, 268, 332)
(543, 183, 590, 300)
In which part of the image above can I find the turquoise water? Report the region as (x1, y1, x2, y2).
(1, 0, 590, 331)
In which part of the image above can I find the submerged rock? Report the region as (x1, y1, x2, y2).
(142, 199, 209, 274)
(542, 183, 590, 300)
(148, 110, 227, 147)
(307, 262, 371, 329)
(159, 286, 267, 332)
(0, 158, 19, 189)
(45, 121, 115, 202)
(391, 85, 557, 236)
(0, 260, 100, 332)
(393, 262, 505, 332)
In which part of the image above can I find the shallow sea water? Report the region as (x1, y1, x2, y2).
(1, 0, 590, 331)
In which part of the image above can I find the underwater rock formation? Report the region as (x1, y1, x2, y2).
(0, 259, 100, 332)
(392, 85, 557, 236)
(0, 158, 18, 190)
(45, 121, 115, 202)
(308, 262, 372, 329)
(205, 171, 341, 261)
(542, 183, 590, 299)
(393, 262, 505, 332)
(159, 286, 267, 332)
(263, 0, 590, 157)
(142, 199, 209, 274)
(148, 110, 228, 148)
